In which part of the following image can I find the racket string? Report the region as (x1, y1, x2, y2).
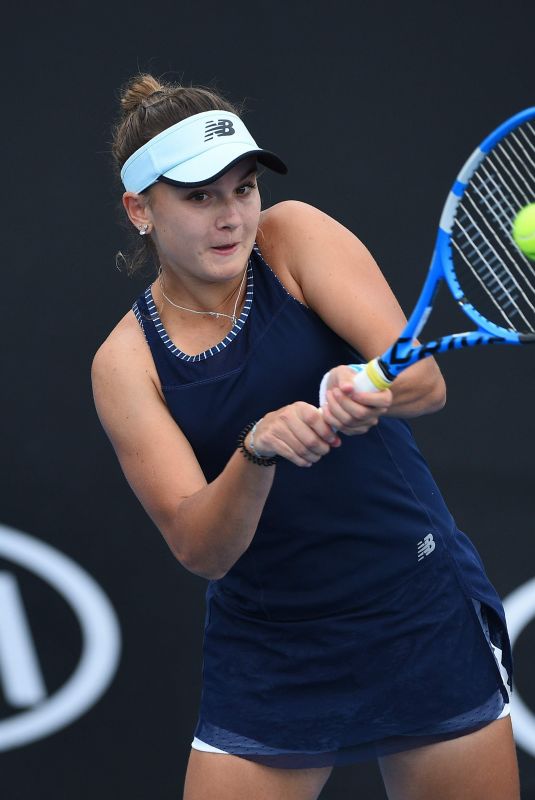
(462, 190, 535, 298)
(471, 163, 535, 282)
(467, 181, 535, 284)
(510, 130, 535, 174)
(452, 227, 527, 329)
(493, 144, 532, 205)
(451, 117, 535, 334)
(453, 205, 535, 328)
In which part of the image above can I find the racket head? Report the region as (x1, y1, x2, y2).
(439, 107, 535, 343)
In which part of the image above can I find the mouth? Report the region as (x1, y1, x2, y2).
(211, 243, 239, 254)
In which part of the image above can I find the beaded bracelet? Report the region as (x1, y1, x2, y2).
(237, 421, 278, 466)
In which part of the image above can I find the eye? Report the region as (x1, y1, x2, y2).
(187, 191, 210, 202)
(236, 182, 257, 196)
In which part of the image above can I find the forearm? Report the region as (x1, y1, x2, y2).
(321, 360, 445, 433)
(385, 360, 446, 418)
(166, 448, 275, 580)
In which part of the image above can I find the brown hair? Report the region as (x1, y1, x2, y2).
(111, 73, 241, 276)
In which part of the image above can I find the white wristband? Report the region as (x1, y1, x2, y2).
(319, 371, 331, 407)
(248, 419, 263, 457)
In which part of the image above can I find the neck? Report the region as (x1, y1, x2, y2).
(156, 261, 249, 324)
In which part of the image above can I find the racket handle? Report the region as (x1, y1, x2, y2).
(319, 358, 393, 408)
(350, 358, 393, 393)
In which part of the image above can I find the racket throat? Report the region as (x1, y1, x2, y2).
(376, 358, 396, 384)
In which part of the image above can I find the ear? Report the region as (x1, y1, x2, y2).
(122, 192, 153, 235)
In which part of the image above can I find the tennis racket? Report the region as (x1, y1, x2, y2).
(336, 107, 535, 395)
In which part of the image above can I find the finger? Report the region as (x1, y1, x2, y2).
(289, 403, 341, 447)
(320, 403, 344, 431)
(318, 405, 342, 436)
(255, 430, 311, 466)
(310, 409, 342, 446)
(334, 387, 391, 420)
(273, 439, 316, 467)
(326, 390, 384, 435)
(285, 416, 333, 458)
(259, 423, 319, 467)
(326, 388, 366, 428)
(320, 401, 374, 436)
(260, 405, 340, 465)
(263, 420, 329, 465)
(349, 387, 393, 409)
(339, 418, 377, 435)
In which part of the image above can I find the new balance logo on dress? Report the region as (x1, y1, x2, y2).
(205, 119, 235, 141)
(417, 533, 435, 561)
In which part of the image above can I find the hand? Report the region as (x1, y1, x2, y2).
(320, 366, 393, 435)
(247, 402, 342, 467)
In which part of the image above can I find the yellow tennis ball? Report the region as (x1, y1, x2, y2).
(512, 203, 535, 260)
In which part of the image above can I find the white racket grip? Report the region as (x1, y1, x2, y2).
(319, 358, 392, 408)
(350, 359, 393, 393)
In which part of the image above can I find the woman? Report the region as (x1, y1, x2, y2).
(92, 74, 520, 799)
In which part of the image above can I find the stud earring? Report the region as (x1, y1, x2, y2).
(138, 224, 150, 236)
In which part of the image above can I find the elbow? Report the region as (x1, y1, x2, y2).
(391, 366, 446, 417)
(413, 376, 446, 416)
(181, 553, 227, 581)
(415, 359, 446, 415)
(164, 531, 228, 581)
(157, 503, 231, 581)
(423, 375, 447, 414)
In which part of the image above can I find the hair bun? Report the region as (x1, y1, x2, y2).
(120, 74, 164, 115)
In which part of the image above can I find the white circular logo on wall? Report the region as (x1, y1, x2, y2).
(503, 577, 535, 758)
(0, 523, 121, 751)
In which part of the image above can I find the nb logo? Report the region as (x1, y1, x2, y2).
(204, 119, 235, 141)
(417, 533, 435, 561)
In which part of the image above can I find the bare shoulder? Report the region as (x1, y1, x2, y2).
(91, 311, 163, 432)
(260, 200, 356, 247)
(258, 201, 370, 302)
(93, 309, 148, 367)
(258, 202, 327, 302)
(91, 308, 162, 401)
(261, 199, 332, 226)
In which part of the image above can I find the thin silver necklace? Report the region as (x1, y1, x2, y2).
(158, 263, 248, 326)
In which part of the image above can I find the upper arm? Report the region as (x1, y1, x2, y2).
(261, 201, 408, 358)
(260, 201, 445, 403)
(91, 316, 207, 555)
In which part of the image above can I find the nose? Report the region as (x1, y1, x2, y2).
(215, 196, 241, 230)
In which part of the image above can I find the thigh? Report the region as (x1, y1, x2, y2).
(378, 717, 520, 800)
(182, 749, 333, 800)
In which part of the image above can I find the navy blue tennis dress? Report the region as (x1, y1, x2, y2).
(133, 244, 512, 768)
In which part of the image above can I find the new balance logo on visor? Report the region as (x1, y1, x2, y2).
(204, 119, 236, 141)
(417, 533, 436, 561)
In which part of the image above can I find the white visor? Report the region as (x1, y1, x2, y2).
(120, 110, 287, 193)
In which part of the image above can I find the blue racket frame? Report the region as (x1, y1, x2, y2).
(378, 107, 535, 380)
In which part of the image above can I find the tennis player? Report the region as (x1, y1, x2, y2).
(92, 74, 520, 799)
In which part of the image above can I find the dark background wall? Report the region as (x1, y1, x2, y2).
(2, 1, 535, 797)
